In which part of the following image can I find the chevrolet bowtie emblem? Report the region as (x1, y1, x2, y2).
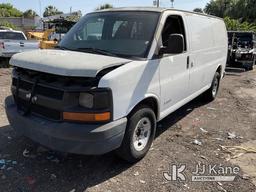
(25, 93, 38, 104)
(25, 93, 31, 99)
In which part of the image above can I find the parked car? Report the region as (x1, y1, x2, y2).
(0, 29, 39, 59)
(5, 7, 227, 162)
(227, 31, 256, 70)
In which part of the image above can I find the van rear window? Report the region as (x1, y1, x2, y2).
(0, 32, 26, 40)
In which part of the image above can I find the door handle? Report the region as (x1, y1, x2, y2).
(187, 56, 190, 69)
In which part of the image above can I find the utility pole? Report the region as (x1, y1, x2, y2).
(156, 0, 160, 7)
(38, 0, 42, 17)
(154, 0, 174, 8)
(171, 0, 174, 8)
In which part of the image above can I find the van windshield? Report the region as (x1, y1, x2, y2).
(59, 11, 160, 59)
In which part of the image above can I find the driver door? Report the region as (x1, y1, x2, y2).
(159, 14, 190, 117)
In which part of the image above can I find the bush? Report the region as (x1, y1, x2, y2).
(0, 20, 17, 30)
(224, 17, 256, 32)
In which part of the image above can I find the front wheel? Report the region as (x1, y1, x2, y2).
(116, 105, 156, 163)
(202, 71, 221, 102)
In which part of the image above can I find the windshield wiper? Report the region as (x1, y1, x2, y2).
(76, 47, 117, 57)
(55, 45, 72, 50)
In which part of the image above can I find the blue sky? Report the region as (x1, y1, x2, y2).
(1, 0, 209, 16)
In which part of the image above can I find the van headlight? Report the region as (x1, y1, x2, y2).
(64, 89, 112, 123)
(79, 93, 94, 108)
(78, 89, 112, 110)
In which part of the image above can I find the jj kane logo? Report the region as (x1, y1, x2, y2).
(163, 163, 240, 182)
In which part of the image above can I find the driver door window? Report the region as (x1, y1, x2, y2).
(161, 15, 187, 52)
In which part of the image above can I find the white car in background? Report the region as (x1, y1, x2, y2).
(0, 29, 39, 59)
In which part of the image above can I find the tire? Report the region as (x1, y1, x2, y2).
(203, 71, 221, 102)
(248, 64, 254, 71)
(116, 105, 156, 163)
(245, 62, 254, 71)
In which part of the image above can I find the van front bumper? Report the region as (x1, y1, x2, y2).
(5, 96, 127, 155)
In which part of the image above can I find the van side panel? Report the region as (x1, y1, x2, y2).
(185, 14, 227, 95)
(98, 60, 160, 121)
(99, 12, 227, 122)
(212, 19, 228, 77)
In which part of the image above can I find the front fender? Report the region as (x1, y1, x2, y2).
(98, 60, 160, 121)
(126, 93, 160, 120)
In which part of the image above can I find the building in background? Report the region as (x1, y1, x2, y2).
(0, 11, 82, 31)
(0, 16, 42, 31)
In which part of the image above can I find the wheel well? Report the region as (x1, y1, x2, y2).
(216, 65, 222, 75)
(129, 97, 159, 120)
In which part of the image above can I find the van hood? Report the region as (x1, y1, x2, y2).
(10, 49, 131, 77)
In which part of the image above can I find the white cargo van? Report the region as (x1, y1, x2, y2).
(5, 8, 227, 162)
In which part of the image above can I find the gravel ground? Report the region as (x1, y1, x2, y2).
(0, 68, 255, 192)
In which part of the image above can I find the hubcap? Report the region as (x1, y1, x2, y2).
(132, 117, 151, 152)
(212, 77, 219, 97)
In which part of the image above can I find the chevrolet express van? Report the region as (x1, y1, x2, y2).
(5, 8, 228, 162)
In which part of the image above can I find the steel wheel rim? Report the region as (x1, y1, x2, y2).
(212, 77, 219, 96)
(132, 117, 151, 152)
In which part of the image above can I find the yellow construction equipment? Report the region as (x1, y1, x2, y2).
(27, 11, 82, 49)
(27, 29, 58, 49)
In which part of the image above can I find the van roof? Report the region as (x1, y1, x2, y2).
(93, 7, 223, 20)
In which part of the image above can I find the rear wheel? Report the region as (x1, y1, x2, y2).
(203, 71, 221, 102)
(248, 64, 254, 71)
(116, 105, 156, 163)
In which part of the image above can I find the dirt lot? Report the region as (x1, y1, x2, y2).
(0, 67, 255, 192)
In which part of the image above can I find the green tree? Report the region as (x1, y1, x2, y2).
(204, 0, 256, 22)
(96, 4, 113, 10)
(23, 9, 38, 18)
(0, 20, 17, 29)
(204, 0, 256, 31)
(43, 6, 63, 17)
(193, 8, 204, 13)
(224, 17, 256, 32)
(204, 0, 228, 18)
(0, 3, 23, 17)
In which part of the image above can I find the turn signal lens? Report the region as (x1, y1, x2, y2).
(63, 112, 110, 122)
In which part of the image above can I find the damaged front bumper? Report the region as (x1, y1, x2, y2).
(5, 96, 127, 155)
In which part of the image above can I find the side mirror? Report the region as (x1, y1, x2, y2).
(159, 34, 184, 55)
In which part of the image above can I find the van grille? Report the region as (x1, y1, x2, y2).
(16, 97, 61, 121)
(12, 67, 98, 121)
(12, 78, 64, 100)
